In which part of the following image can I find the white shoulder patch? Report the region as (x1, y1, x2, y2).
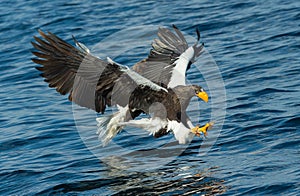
(125, 69, 168, 92)
(168, 46, 194, 88)
(106, 57, 167, 92)
(106, 57, 126, 68)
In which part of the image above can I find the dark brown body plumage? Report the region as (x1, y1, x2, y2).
(129, 85, 202, 126)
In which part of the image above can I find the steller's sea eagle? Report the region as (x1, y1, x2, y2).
(31, 25, 213, 146)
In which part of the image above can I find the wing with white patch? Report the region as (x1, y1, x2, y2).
(32, 30, 167, 113)
(132, 25, 204, 88)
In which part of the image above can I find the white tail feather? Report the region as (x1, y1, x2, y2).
(96, 113, 122, 146)
(96, 105, 129, 146)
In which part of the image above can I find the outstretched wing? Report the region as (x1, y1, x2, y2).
(132, 25, 204, 88)
(32, 30, 166, 113)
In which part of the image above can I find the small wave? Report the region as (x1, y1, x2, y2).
(37, 169, 226, 195)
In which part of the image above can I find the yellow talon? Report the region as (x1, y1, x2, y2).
(191, 126, 200, 135)
(190, 122, 214, 137)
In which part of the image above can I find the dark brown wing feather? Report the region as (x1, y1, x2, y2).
(32, 30, 123, 113)
(132, 25, 189, 87)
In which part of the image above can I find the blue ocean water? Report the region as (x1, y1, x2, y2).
(0, 0, 300, 195)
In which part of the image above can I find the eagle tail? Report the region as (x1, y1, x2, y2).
(96, 112, 123, 146)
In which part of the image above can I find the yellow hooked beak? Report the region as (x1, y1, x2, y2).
(197, 91, 209, 103)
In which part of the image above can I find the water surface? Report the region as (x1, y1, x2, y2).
(0, 0, 299, 195)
